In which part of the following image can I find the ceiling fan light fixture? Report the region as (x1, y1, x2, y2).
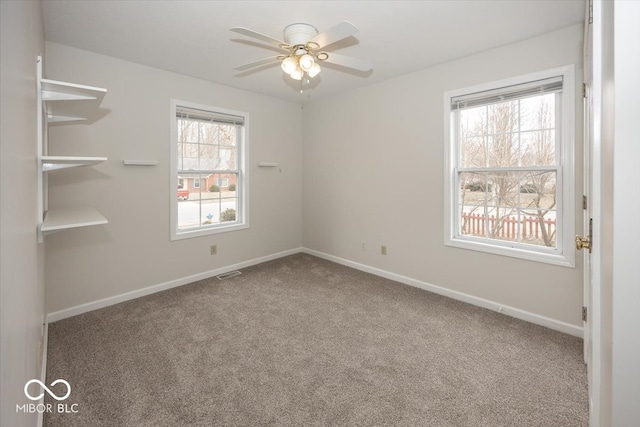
(290, 67, 304, 81)
(298, 54, 315, 71)
(308, 62, 321, 78)
(232, 21, 371, 88)
(281, 56, 298, 75)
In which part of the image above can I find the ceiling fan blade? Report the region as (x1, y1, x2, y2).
(230, 27, 285, 48)
(233, 57, 280, 71)
(321, 52, 372, 72)
(311, 21, 359, 48)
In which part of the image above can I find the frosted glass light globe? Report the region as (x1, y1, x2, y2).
(298, 54, 315, 72)
(307, 62, 321, 78)
(281, 56, 298, 75)
(290, 67, 304, 80)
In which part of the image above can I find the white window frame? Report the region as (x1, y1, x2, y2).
(170, 99, 249, 240)
(443, 66, 575, 267)
(216, 177, 229, 188)
(193, 178, 201, 189)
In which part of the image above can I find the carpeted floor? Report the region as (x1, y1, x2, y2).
(44, 253, 588, 426)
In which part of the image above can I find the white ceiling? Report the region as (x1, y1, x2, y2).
(42, 0, 585, 104)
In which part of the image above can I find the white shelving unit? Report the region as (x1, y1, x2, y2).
(41, 207, 108, 233)
(41, 78, 106, 125)
(42, 156, 107, 172)
(37, 56, 109, 241)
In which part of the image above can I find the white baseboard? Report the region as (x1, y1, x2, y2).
(302, 248, 583, 338)
(46, 246, 583, 338)
(46, 247, 302, 323)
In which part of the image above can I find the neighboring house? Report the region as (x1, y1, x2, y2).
(178, 174, 237, 192)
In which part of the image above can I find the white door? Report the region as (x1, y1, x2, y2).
(581, 0, 603, 424)
(582, 0, 593, 366)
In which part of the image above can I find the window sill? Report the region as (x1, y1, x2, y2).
(171, 222, 248, 241)
(445, 236, 575, 268)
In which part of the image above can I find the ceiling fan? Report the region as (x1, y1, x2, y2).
(230, 21, 372, 82)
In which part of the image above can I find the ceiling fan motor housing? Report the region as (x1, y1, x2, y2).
(283, 23, 319, 47)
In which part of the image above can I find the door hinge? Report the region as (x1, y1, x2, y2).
(582, 83, 587, 98)
(582, 306, 588, 322)
(583, 195, 588, 210)
(589, 0, 593, 24)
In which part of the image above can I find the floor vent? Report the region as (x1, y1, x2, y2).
(216, 270, 242, 280)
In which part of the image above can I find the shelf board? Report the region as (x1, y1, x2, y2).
(42, 156, 107, 172)
(41, 78, 107, 125)
(122, 160, 159, 166)
(41, 207, 107, 234)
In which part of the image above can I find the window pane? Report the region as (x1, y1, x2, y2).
(487, 133, 519, 167)
(487, 101, 519, 135)
(520, 94, 555, 131)
(520, 130, 555, 166)
(177, 174, 203, 230)
(483, 172, 519, 243)
(220, 147, 236, 170)
(460, 204, 487, 238)
(199, 144, 220, 170)
(459, 171, 486, 206)
(519, 171, 557, 248)
(459, 106, 487, 137)
(487, 172, 519, 207)
(178, 142, 199, 171)
(486, 206, 518, 243)
(178, 119, 198, 143)
(519, 171, 556, 208)
(460, 136, 485, 168)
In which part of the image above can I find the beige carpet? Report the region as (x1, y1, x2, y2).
(44, 253, 587, 426)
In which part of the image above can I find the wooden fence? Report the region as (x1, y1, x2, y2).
(461, 212, 556, 240)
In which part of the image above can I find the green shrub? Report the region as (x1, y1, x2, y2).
(228, 184, 236, 191)
(209, 184, 220, 192)
(220, 208, 236, 222)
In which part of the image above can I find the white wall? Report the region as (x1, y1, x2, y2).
(44, 42, 302, 314)
(0, 1, 46, 426)
(302, 24, 584, 327)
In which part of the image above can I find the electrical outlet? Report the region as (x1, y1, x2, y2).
(210, 245, 217, 255)
(381, 245, 387, 255)
(361, 241, 366, 251)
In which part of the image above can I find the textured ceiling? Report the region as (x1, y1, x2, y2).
(42, 0, 585, 104)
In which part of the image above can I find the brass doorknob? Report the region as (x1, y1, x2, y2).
(575, 235, 592, 252)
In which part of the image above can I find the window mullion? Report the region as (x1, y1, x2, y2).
(458, 166, 557, 173)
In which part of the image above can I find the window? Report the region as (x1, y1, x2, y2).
(171, 100, 249, 240)
(216, 178, 229, 188)
(444, 66, 575, 267)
